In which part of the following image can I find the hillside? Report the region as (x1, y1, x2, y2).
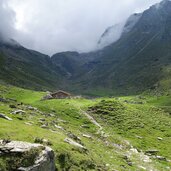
(0, 84, 171, 170)
(71, 0, 171, 96)
(0, 39, 65, 91)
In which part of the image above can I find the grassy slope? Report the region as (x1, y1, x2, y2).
(0, 85, 171, 170)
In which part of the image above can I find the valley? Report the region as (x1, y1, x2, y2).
(0, 0, 171, 170)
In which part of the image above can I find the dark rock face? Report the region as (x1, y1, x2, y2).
(0, 140, 56, 171)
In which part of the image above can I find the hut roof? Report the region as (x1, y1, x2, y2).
(51, 90, 71, 96)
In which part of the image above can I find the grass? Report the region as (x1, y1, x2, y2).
(0, 84, 171, 170)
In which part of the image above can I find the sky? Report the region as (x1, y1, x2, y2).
(0, 0, 162, 55)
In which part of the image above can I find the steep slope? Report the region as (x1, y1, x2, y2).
(51, 51, 86, 79)
(73, 0, 171, 95)
(98, 13, 142, 49)
(0, 39, 65, 91)
(97, 23, 125, 49)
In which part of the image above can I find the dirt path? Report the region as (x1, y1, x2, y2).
(80, 109, 158, 170)
(80, 109, 103, 131)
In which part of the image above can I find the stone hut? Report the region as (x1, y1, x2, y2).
(50, 90, 71, 99)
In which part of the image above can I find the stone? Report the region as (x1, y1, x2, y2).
(157, 137, 163, 140)
(127, 161, 133, 166)
(67, 132, 81, 143)
(0, 98, 7, 102)
(0, 113, 12, 121)
(156, 156, 167, 161)
(42, 94, 53, 100)
(27, 106, 38, 111)
(49, 114, 55, 117)
(0, 140, 56, 171)
(57, 118, 67, 123)
(138, 166, 146, 170)
(9, 104, 17, 108)
(82, 134, 92, 139)
(39, 118, 46, 122)
(50, 130, 58, 133)
(135, 135, 143, 139)
(81, 125, 90, 129)
(54, 124, 64, 130)
(41, 125, 49, 129)
(38, 121, 44, 124)
(11, 110, 26, 115)
(25, 122, 33, 126)
(34, 138, 52, 146)
(41, 139, 52, 146)
(64, 138, 86, 150)
(145, 149, 159, 155)
(123, 155, 133, 166)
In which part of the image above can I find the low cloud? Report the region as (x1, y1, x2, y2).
(0, 0, 16, 41)
(2, 0, 162, 55)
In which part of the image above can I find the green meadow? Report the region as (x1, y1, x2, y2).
(0, 84, 171, 170)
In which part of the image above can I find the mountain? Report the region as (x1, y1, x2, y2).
(71, 0, 171, 95)
(0, 39, 65, 91)
(1, 0, 171, 96)
(98, 13, 142, 49)
(97, 23, 125, 49)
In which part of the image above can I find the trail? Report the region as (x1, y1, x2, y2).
(80, 109, 158, 170)
(80, 109, 103, 131)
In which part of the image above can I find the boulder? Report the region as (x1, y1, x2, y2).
(0, 113, 12, 121)
(0, 140, 56, 171)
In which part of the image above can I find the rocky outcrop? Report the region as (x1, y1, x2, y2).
(0, 140, 56, 171)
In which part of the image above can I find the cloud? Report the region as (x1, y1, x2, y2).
(6, 0, 162, 55)
(0, 0, 16, 41)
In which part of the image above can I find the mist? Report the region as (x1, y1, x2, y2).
(0, 0, 162, 55)
(0, 0, 16, 41)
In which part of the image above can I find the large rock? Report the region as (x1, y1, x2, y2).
(0, 140, 56, 171)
